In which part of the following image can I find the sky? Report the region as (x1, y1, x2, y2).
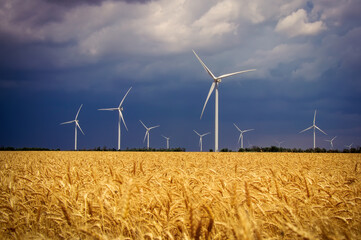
(0, 0, 360, 151)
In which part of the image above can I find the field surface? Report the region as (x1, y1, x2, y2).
(0, 151, 360, 239)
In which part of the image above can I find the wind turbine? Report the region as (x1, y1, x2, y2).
(193, 50, 255, 152)
(98, 87, 132, 150)
(345, 143, 353, 150)
(60, 104, 85, 151)
(233, 123, 254, 149)
(325, 136, 337, 149)
(162, 135, 170, 149)
(193, 130, 210, 152)
(299, 110, 327, 149)
(140, 120, 159, 150)
(275, 140, 285, 148)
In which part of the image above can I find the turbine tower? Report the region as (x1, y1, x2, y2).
(162, 135, 170, 149)
(60, 104, 85, 151)
(193, 50, 255, 152)
(140, 120, 159, 150)
(193, 130, 210, 152)
(98, 87, 132, 150)
(325, 136, 337, 149)
(299, 110, 327, 149)
(233, 123, 254, 149)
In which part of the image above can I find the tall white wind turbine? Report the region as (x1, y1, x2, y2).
(325, 136, 337, 149)
(193, 130, 210, 152)
(193, 50, 255, 152)
(162, 135, 170, 149)
(60, 104, 85, 151)
(233, 123, 254, 149)
(140, 120, 159, 150)
(299, 110, 327, 149)
(98, 87, 132, 150)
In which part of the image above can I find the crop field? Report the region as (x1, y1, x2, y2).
(0, 152, 360, 239)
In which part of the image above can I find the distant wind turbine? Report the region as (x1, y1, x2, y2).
(325, 136, 337, 149)
(299, 110, 327, 149)
(275, 140, 285, 148)
(60, 104, 85, 151)
(98, 87, 132, 150)
(345, 143, 353, 150)
(247, 140, 253, 148)
(193, 130, 210, 152)
(140, 120, 159, 150)
(233, 123, 254, 149)
(193, 50, 255, 152)
(162, 135, 170, 149)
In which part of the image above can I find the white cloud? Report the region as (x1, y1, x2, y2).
(275, 9, 326, 37)
(291, 58, 336, 81)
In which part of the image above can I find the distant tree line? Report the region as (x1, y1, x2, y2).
(1, 145, 360, 153)
(0, 146, 60, 151)
(218, 146, 361, 153)
(80, 147, 186, 152)
(0, 146, 186, 152)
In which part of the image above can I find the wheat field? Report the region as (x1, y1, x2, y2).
(0, 151, 360, 239)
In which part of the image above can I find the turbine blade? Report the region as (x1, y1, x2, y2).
(143, 131, 148, 143)
(238, 134, 242, 144)
(233, 123, 241, 132)
(315, 125, 327, 135)
(203, 132, 211, 136)
(218, 69, 256, 79)
(243, 129, 254, 133)
(119, 110, 128, 131)
(119, 87, 132, 108)
(149, 125, 160, 130)
(76, 122, 85, 135)
(139, 120, 148, 129)
(332, 136, 337, 141)
(200, 82, 215, 119)
(313, 110, 317, 125)
(193, 130, 201, 136)
(60, 120, 75, 125)
(192, 50, 216, 80)
(299, 126, 313, 133)
(98, 108, 118, 111)
(75, 104, 83, 120)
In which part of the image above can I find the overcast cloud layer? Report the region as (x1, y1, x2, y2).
(1, 0, 360, 150)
